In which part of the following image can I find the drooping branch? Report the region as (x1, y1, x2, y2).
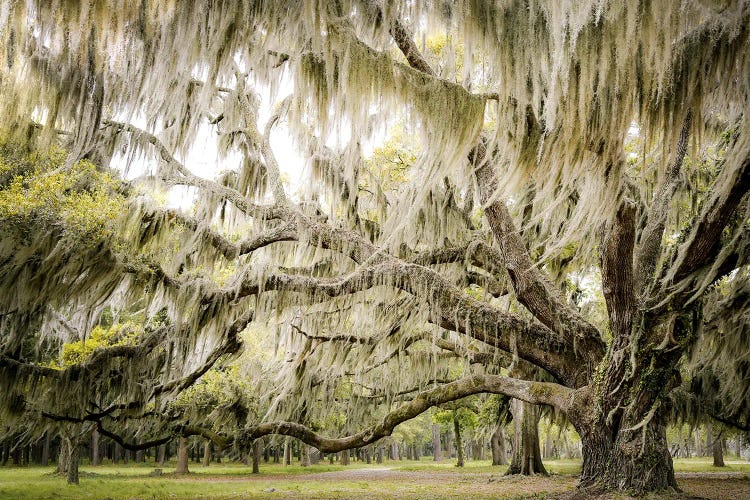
(104, 120, 280, 220)
(668, 141, 750, 286)
(152, 310, 252, 397)
(147, 207, 297, 260)
(381, 7, 605, 369)
(635, 112, 691, 293)
(242, 374, 573, 452)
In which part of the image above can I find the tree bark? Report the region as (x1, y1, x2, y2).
(283, 438, 291, 465)
(91, 429, 100, 466)
(66, 439, 79, 485)
(202, 440, 211, 467)
(491, 425, 507, 465)
(41, 433, 50, 467)
(175, 437, 189, 474)
(712, 427, 725, 467)
(506, 400, 546, 475)
(570, 386, 677, 494)
(252, 440, 261, 474)
(453, 414, 464, 467)
(432, 424, 442, 461)
(341, 448, 350, 465)
(157, 444, 166, 466)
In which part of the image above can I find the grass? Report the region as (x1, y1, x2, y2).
(0, 457, 747, 499)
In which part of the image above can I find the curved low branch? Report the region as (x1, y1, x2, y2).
(242, 374, 572, 452)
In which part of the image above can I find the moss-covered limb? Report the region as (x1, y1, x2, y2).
(242, 374, 573, 453)
(224, 259, 579, 382)
(666, 139, 750, 286)
(432, 337, 505, 366)
(373, 1, 434, 76)
(600, 199, 637, 341)
(0, 355, 61, 378)
(95, 421, 173, 452)
(409, 239, 507, 278)
(144, 206, 297, 261)
(635, 112, 692, 294)
(103, 120, 281, 220)
(235, 81, 288, 204)
(472, 141, 606, 373)
(151, 310, 252, 397)
(290, 324, 376, 345)
(669, 386, 750, 432)
(382, 16, 606, 369)
(0, 327, 165, 382)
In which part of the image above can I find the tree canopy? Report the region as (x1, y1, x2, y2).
(0, 0, 748, 494)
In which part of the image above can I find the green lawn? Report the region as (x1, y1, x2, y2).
(0, 457, 747, 499)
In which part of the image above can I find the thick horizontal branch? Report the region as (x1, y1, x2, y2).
(242, 374, 572, 452)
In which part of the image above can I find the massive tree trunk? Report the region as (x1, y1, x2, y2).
(505, 400, 546, 475)
(491, 424, 507, 466)
(570, 382, 678, 494)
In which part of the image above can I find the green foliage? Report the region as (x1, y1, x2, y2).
(0, 142, 124, 242)
(433, 406, 478, 430)
(58, 322, 142, 366)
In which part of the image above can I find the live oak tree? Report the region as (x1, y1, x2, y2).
(1, 1, 749, 495)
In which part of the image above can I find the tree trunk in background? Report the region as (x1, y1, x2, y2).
(113, 442, 120, 464)
(41, 433, 50, 467)
(66, 439, 79, 485)
(56, 437, 70, 474)
(713, 427, 725, 467)
(734, 436, 741, 458)
(432, 424, 442, 461)
(453, 414, 464, 467)
(202, 440, 211, 467)
(252, 440, 261, 473)
(283, 439, 291, 465)
(301, 443, 310, 467)
(91, 429, 100, 466)
(391, 442, 399, 460)
(506, 400, 546, 475)
(175, 437, 189, 474)
(341, 449, 350, 465)
(491, 425, 507, 465)
(446, 430, 454, 459)
(414, 444, 420, 461)
(273, 446, 279, 463)
(695, 429, 703, 457)
(157, 444, 166, 466)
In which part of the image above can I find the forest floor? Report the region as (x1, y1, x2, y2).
(0, 458, 748, 499)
